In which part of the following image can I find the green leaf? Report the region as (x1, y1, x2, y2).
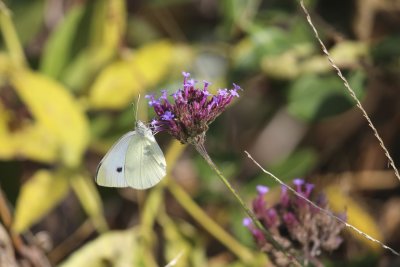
(287, 72, 365, 122)
(40, 5, 85, 78)
(244, 149, 317, 192)
(60, 0, 126, 91)
(269, 148, 317, 181)
(371, 36, 400, 68)
(58, 229, 137, 267)
(12, 1, 44, 45)
(159, 215, 191, 267)
(60, 51, 96, 91)
(233, 27, 288, 70)
(13, 170, 70, 233)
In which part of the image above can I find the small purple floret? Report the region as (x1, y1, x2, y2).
(160, 90, 168, 100)
(218, 89, 229, 97)
(203, 80, 211, 91)
(293, 178, 304, 186)
(161, 111, 174, 120)
(185, 79, 196, 87)
(233, 83, 242, 91)
(280, 186, 289, 207)
(283, 212, 298, 226)
(256, 185, 269, 195)
(242, 217, 252, 227)
(305, 183, 315, 197)
(230, 89, 240, 98)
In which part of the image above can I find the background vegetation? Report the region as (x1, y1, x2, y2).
(1, 0, 400, 266)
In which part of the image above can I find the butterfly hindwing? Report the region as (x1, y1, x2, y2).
(124, 127, 167, 189)
(95, 131, 135, 187)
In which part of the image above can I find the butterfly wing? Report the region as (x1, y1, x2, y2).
(124, 130, 166, 189)
(95, 131, 135, 187)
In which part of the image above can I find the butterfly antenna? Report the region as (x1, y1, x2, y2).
(135, 94, 141, 122)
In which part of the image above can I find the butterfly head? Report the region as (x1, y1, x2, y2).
(136, 120, 152, 136)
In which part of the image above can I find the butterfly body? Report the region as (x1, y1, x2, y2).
(95, 121, 166, 189)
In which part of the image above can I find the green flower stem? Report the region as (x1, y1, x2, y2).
(0, 2, 26, 67)
(167, 178, 254, 263)
(195, 144, 303, 266)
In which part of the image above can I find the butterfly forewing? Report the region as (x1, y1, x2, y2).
(124, 126, 167, 189)
(95, 131, 135, 187)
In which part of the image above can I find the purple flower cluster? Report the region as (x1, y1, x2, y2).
(146, 72, 241, 145)
(243, 179, 346, 266)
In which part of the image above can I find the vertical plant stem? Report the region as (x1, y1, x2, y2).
(194, 143, 303, 266)
(0, 2, 26, 67)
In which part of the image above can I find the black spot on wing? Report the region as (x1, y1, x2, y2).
(116, 167, 123, 173)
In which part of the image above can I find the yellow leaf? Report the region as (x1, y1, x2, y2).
(70, 174, 108, 232)
(169, 44, 195, 75)
(0, 52, 12, 80)
(0, 102, 14, 158)
(325, 185, 382, 252)
(299, 55, 330, 74)
(11, 70, 89, 167)
(0, 103, 58, 163)
(13, 170, 70, 233)
(12, 123, 58, 163)
(130, 40, 173, 88)
(88, 60, 143, 109)
(89, 0, 126, 54)
(58, 229, 137, 267)
(261, 44, 314, 79)
(89, 40, 173, 109)
(330, 41, 368, 66)
(261, 51, 300, 79)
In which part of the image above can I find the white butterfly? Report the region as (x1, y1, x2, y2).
(95, 121, 167, 190)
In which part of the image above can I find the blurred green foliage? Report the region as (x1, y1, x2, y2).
(1, 0, 400, 266)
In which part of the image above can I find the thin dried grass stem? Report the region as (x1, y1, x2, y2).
(245, 151, 400, 256)
(299, 0, 400, 184)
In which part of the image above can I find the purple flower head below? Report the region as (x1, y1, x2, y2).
(244, 178, 346, 266)
(146, 72, 242, 145)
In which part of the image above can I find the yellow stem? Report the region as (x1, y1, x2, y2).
(0, 2, 26, 67)
(167, 178, 254, 263)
